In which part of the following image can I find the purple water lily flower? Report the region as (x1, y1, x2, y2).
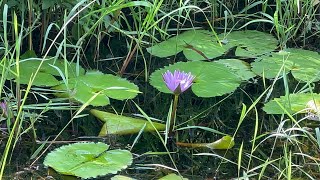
(162, 70, 195, 94)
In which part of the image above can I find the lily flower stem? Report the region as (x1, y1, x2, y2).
(169, 94, 179, 137)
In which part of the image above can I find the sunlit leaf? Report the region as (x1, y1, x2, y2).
(263, 93, 320, 114)
(216, 59, 256, 80)
(147, 30, 226, 61)
(176, 135, 235, 150)
(44, 142, 132, 179)
(90, 109, 166, 135)
(252, 49, 320, 82)
(219, 30, 278, 57)
(159, 173, 188, 180)
(53, 71, 139, 106)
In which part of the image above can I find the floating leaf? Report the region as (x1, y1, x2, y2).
(150, 61, 242, 97)
(90, 109, 166, 135)
(54, 71, 139, 106)
(216, 59, 256, 80)
(111, 175, 136, 180)
(44, 142, 132, 179)
(252, 49, 320, 82)
(4, 57, 85, 86)
(263, 93, 320, 114)
(219, 30, 278, 57)
(159, 173, 188, 180)
(147, 30, 226, 61)
(176, 135, 235, 150)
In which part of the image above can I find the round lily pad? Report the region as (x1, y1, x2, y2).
(263, 93, 320, 114)
(216, 59, 256, 80)
(252, 49, 320, 82)
(53, 71, 140, 106)
(150, 61, 242, 97)
(147, 30, 226, 61)
(44, 142, 132, 179)
(6, 58, 85, 86)
(219, 30, 278, 57)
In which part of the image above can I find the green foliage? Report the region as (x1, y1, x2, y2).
(44, 142, 132, 179)
(111, 175, 136, 180)
(206, 135, 235, 149)
(159, 173, 188, 180)
(53, 71, 140, 106)
(263, 93, 320, 114)
(150, 61, 242, 97)
(90, 109, 166, 135)
(1, 55, 85, 86)
(216, 59, 256, 81)
(219, 30, 278, 57)
(147, 30, 226, 61)
(147, 30, 278, 60)
(252, 49, 320, 82)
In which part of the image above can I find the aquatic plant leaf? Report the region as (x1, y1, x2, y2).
(5, 57, 85, 86)
(263, 93, 320, 114)
(147, 30, 226, 61)
(53, 71, 139, 106)
(176, 135, 235, 149)
(219, 30, 278, 57)
(252, 49, 320, 82)
(150, 61, 242, 97)
(206, 135, 235, 149)
(216, 59, 256, 80)
(159, 173, 188, 180)
(43, 142, 132, 179)
(90, 109, 166, 135)
(111, 175, 136, 180)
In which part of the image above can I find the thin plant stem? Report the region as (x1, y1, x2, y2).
(169, 94, 179, 136)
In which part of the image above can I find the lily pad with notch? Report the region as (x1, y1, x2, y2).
(147, 30, 226, 61)
(218, 30, 278, 57)
(150, 61, 242, 97)
(53, 71, 140, 106)
(252, 49, 320, 82)
(44, 142, 132, 179)
(3, 57, 85, 86)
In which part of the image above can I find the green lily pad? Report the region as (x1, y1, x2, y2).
(263, 93, 320, 114)
(147, 30, 226, 61)
(159, 173, 188, 180)
(150, 61, 242, 97)
(90, 109, 166, 135)
(43, 142, 132, 179)
(252, 49, 320, 82)
(111, 175, 136, 180)
(5, 57, 85, 86)
(53, 71, 139, 106)
(216, 59, 256, 80)
(219, 30, 278, 57)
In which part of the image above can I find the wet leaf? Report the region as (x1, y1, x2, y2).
(90, 109, 166, 135)
(44, 142, 132, 179)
